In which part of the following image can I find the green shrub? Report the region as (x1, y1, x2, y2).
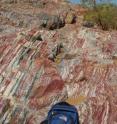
(84, 4, 117, 30)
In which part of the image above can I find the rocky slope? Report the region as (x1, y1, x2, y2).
(0, 0, 117, 124)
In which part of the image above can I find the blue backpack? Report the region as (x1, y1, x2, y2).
(40, 102, 79, 124)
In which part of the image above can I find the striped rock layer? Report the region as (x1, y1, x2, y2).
(0, 27, 117, 123)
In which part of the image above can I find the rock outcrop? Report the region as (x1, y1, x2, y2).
(65, 11, 76, 24)
(38, 13, 65, 30)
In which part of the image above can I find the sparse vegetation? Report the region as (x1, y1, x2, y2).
(84, 3, 117, 30)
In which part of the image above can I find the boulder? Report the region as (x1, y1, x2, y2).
(38, 13, 65, 30)
(31, 1, 47, 8)
(83, 21, 94, 28)
(48, 43, 64, 62)
(65, 11, 76, 24)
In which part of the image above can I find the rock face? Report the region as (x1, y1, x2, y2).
(0, 0, 117, 124)
(0, 0, 77, 32)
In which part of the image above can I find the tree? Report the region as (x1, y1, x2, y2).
(81, 0, 96, 8)
(81, 0, 112, 9)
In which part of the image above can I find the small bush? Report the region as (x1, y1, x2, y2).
(84, 4, 117, 30)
